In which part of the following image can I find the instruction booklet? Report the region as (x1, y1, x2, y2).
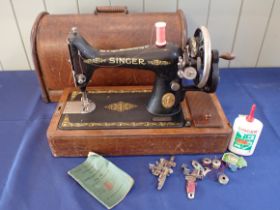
(68, 152, 134, 209)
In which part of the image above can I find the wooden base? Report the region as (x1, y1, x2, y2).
(47, 86, 232, 157)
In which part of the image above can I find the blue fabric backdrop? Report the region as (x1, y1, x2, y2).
(0, 68, 280, 210)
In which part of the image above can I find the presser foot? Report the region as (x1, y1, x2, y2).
(81, 92, 96, 114)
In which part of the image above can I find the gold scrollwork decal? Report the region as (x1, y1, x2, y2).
(61, 115, 180, 128)
(70, 89, 151, 100)
(147, 60, 171, 66)
(104, 101, 138, 112)
(83, 58, 106, 64)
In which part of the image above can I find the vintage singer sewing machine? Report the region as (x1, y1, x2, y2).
(68, 25, 223, 116)
(47, 22, 233, 157)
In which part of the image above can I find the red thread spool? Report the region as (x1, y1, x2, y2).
(155, 21, 167, 47)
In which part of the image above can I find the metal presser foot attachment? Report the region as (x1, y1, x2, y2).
(81, 91, 96, 114)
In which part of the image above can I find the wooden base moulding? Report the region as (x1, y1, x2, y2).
(47, 86, 232, 157)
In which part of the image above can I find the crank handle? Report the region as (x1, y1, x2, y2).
(219, 52, 235, 60)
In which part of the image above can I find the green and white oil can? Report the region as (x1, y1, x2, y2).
(228, 104, 263, 156)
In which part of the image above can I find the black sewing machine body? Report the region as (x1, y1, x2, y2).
(67, 26, 227, 119)
(69, 32, 183, 116)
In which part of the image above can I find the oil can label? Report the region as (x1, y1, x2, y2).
(233, 131, 256, 151)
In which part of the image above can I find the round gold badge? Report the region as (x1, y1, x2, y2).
(161, 93, 176, 109)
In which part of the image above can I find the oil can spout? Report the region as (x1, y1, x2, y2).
(246, 104, 256, 122)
